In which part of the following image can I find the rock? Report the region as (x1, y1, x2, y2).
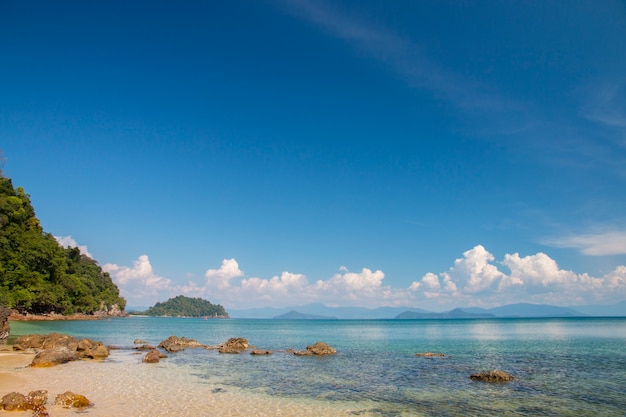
(470, 370, 514, 382)
(250, 349, 272, 355)
(26, 390, 48, 409)
(143, 349, 167, 363)
(217, 337, 251, 354)
(415, 352, 446, 357)
(30, 346, 79, 367)
(14, 334, 46, 349)
(1, 392, 29, 411)
(54, 391, 91, 408)
(41, 333, 78, 351)
(134, 339, 148, 344)
(158, 335, 206, 352)
(0, 305, 10, 340)
(289, 342, 337, 356)
(306, 342, 336, 355)
(80, 343, 110, 359)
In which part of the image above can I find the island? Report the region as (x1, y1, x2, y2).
(140, 295, 228, 318)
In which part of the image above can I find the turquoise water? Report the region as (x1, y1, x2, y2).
(9, 317, 626, 416)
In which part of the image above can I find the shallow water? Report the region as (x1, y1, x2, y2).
(8, 317, 626, 416)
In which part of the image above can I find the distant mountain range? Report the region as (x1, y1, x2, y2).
(229, 301, 626, 319)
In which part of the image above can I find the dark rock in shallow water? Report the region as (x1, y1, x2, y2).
(250, 349, 272, 355)
(218, 337, 251, 353)
(143, 349, 167, 363)
(470, 370, 514, 382)
(291, 341, 337, 356)
(158, 335, 206, 352)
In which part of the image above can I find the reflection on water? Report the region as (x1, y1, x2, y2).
(9, 317, 626, 416)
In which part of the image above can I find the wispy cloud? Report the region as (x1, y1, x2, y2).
(545, 231, 626, 256)
(279, 0, 526, 117)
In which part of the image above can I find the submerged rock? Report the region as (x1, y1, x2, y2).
(26, 390, 48, 409)
(415, 352, 446, 357)
(143, 349, 168, 363)
(470, 370, 514, 382)
(250, 349, 272, 355)
(54, 391, 91, 408)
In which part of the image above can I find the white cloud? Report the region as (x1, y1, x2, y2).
(103, 247, 626, 310)
(546, 231, 626, 256)
(103, 255, 173, 305)
(204, 258, 244, 289)
(54, 235, 93, 259)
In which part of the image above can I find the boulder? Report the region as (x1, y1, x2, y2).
(290, 342, 337, 356)
(1, 392, 29, 411)
(217, 337, 251, 354)
(306, 342, 336, 356)
(80, 343, 110, 359)
(134, 344, 156, 351)
(158, 335, 206, 352)
(470, 370, 514, 382)
(31, 346, 79, 367)
(13, 334, 46, 349)
(143, 349, 167, 363)
(54, 391, 91, 408)
(250, 349, 272, 355)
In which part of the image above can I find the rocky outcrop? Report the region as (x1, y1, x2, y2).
(217, 337, 251, 354)
(470, 370, 514, 382)
(158, 335, 206, 352)
(143, 349, 167, 363)
(290, 341, 337, 356)
(54, 391, 91, 408)
(0, 306, 10, 340)
(12, 333, 109, 367)
(31, 346, 79, 367)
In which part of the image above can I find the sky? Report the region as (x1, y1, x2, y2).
(1, 0, 625, 311)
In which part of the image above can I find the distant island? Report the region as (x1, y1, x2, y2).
(0, 173, 126, 317)
(139, 295, 228, 318)
(230, 301, 626, 319)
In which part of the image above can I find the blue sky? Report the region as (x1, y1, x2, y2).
(2, 0, 625, 310)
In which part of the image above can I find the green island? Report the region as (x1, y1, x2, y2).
(140, 295, 228, 318)
(0, 173, 126, 316)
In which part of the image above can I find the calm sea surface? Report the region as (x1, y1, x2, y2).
(9, 317, 626, 416)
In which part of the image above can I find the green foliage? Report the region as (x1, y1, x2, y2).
(143, 295, 228, 317)
(0, 174, 126, 314)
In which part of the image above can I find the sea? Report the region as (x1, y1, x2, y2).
(7, 317, 626, 416)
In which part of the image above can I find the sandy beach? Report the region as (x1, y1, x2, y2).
(0, 347, 380, 417)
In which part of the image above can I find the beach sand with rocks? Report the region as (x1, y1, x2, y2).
(0, 348, 379, 417)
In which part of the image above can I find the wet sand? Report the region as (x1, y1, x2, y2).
(0, 348, 381, 417)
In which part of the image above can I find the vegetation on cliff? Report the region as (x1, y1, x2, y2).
(143, 295, 228, 317)
(0, 173, 126, 315)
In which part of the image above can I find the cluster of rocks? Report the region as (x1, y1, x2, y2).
(12, 333, 109, 367)
(1, 390, 90, 416)
(138, 335, 337, 363)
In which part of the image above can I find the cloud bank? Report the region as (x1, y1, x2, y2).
(103, 245, 626, 309)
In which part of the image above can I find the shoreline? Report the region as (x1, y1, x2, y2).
(8, 312, 126, 321)
(0, 346, 379, 417)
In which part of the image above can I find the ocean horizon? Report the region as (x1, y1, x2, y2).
(8, 316, 626, 416)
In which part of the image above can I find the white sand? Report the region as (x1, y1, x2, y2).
(0, 349, 382, 417)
